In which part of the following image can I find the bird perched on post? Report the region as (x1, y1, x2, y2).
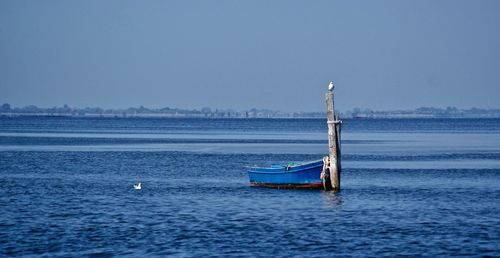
(328, 81, 334, 91)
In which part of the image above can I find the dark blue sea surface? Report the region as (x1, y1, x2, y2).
(1, 117, 499, 257)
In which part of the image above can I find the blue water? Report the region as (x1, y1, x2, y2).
(1, 117, 499, 257)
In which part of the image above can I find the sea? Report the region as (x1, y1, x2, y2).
(1, 117, 499, 257)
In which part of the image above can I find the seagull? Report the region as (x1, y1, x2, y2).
(133, 182, 141, 190)
(328, 81, 334, 91)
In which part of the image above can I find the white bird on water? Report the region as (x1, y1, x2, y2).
(133, 182, 141, 190)
(328, 81, 334, 91)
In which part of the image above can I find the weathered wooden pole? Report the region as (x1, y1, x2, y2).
(326, 81, 341, 191)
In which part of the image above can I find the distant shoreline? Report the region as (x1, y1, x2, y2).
(2, 103, 500, 119)
(2, 113, 500, 119)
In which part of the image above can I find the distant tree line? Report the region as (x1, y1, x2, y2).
(1, 103, 500, 118)
(343, 106, 500, 118)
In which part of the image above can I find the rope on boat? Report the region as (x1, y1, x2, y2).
(320, 156, 330, 180)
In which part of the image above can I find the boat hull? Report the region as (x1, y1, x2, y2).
(247, 160, 324, 189)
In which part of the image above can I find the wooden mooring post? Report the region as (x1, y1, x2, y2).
(325, 81, 342, 191)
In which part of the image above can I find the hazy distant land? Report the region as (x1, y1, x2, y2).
(1, 103, 500, 119)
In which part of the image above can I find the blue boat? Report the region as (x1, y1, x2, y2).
(247, 159, 328, 189)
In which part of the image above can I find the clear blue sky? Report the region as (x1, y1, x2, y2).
(1, 0, 499, 112)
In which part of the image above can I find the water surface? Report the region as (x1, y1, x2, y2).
(1, 117, 499, 257)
